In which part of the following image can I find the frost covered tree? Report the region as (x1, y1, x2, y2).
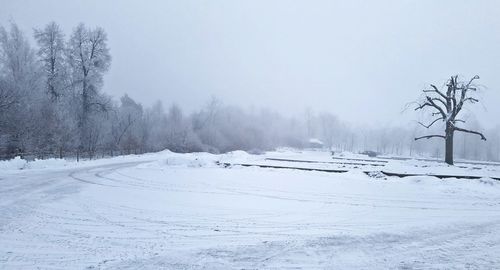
(414, 75, 486, 165)
(0, 23, 44, 158)
(67, 23, 111, 158)
(143, 101, 168, 151)
(34, 22, 76, 158)
(111, 94, 143, 154)
(164, 104, 199, 152)
(34, 22, 67, 100)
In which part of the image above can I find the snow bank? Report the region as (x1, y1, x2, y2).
(0, 153, 155, 173)
(138, 152, 219, 169)
(219, 150, 258, 164)
(0, 156, 70, 171)
(0, 156, 27, 170)
(23, 158, 70, 170)
(384, 159, 500, 178)
(3, 149, 500, 183)
(139, 150, 263, 170)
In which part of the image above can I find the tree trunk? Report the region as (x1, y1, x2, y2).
(79, 77, 89, 158)
(445, 123, 454, 165)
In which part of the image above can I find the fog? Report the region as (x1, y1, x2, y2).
(1, 1, 500, 163)
(2, 0, 500, 127)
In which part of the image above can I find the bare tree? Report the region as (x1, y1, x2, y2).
(67, 23, 111, 158)
(414, 75, 486, 165)
(34, 22, 74, 158)
(34, 22, 66, 100)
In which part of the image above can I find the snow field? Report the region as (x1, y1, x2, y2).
(1, 150, 500, 269)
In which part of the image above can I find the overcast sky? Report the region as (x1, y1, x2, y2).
(1, 0, 500, 127)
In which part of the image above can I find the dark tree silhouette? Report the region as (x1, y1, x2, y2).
(414, 75, 486, 165)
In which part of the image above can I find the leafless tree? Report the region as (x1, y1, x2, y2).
(414, 75, 486, 165)
(34, 22, 66, 100)
(67, 23, 111, 158)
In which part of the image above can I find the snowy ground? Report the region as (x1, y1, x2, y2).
(1, 150, 500, 269)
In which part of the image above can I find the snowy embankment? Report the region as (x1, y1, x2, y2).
(1, 150, 500, 269)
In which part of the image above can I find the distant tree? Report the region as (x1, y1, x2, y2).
(165, 104, 188, 151)
(143, 100, 168, 151)
(414, 75, 486, 165)
(192, 97, 223, 152)
(318, 112, 338, 150)
(111, 94, 143, 154)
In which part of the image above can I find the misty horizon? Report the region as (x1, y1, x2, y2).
(2, 0, 500, 128)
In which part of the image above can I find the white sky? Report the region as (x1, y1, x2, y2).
(1, 0, 500, 127)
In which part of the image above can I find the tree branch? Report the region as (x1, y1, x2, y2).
(425, 96, 447, 118)
(430, 97, 447, 108)
(453, 126, 487, 141)
(415, 135, 446, 141)
(465, 75, 480, 89)
(454, 75, 480, 117)
(417, 117, 443, 129)
(463, 97, 479, 103)
(423, 84, 447, 100)
(415, 100, 446, 119)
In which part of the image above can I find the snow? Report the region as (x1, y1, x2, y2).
(1, 150, 500, 269)
(0, 156, 70, 171)
(0, 156, 27, 170)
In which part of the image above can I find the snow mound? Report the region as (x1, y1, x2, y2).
(219, 150, 261, 164)
(0, 157, 73, 171)
(140, 152, 219, 169)
(163, 156, 209, 168)
(0, 156, 27, 170)
(23, 158, 70, 170)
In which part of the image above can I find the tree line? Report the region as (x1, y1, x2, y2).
(1, 22, 499, 161)
(0, 21, 308, 160)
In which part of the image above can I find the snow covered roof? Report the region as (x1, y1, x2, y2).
(308, 138, 324, 145)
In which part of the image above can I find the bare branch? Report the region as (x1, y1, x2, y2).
(88, 101, 109, 112)
(453, 75, 480, 118)
(415, 98, 446, 119)
(415, 102, 431, 111)
(465, 75, 480, 89)
(424, 84, 447, 99)
(426, 96, 447, 118)
(415, 135, 446, 141)
(431, 97, 447, 108)
(417, 117, 443, 129)
(453, 126, 487, 141)
(463, 97, 479, 103)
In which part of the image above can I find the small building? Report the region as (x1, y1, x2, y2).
(308, 138, 324, 149)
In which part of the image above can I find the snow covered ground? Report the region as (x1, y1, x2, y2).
(1, 150, 500, 269)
